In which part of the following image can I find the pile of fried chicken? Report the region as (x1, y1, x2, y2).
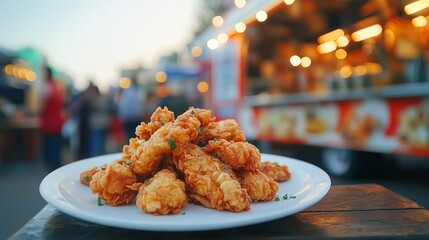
(80, 107, 291, 215)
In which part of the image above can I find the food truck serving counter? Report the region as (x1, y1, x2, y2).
(191, 0, 429, 177)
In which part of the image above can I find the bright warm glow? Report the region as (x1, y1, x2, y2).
(300, 56, 312, 68)
(355, 65, 367, 76)
(207, 38, 219, 50)
(412, 16, 428, 27)
(119, 77, 131, 89)
(364, 62, 382, 74)
(25, 71, 36, 81)
(284, 0, 295, 5)
(336, 35, 349, 47)
(256, 10, 268, 22)
(4, 64, 13, 75)
(217, 33, 229, 44)
(290, 55, 301, 67)
(335, 49, 347, 60)
(191, 46, 203, 57)
(197, 81, 209, 93)
(317, 41, 337, 54)
(212, 15, 224, 27)
(235, 22, 247, 33)
(318, 29, 344, 44)
(17, 68, 27, 78)
(12, 67, 19, 77)
(340, 65, 352, 78)
(155, 71, 167, 83)
(234, 0, 246, 8)
(351, 24, 382, 42)
(404, 0, 429, 15)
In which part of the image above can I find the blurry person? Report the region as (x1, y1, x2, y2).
(118, 77, 145, 141)
(68, 81, 97, 159)
(158, 85, 190, 117)
(88, 86, 111, 157)
(39, 66, 64, 171)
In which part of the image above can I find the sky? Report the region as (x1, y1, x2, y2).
(0, 0, 200, 91)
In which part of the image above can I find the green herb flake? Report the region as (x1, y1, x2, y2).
(181, 212, 186, 215)
(275, 196, 280, 202)
(197, 127, 203, 132)
(168, 139, 176, 150)
(282, 194, 288, 200)
(144, 179, 152, 185)
(97, 197, 104, 206)
(289, 195, 296, 199)
(101, 166, 106, 170)
(84, 176, 90, 183)
(160, 121, 165, 126)
(123, 161, 131, 166)
(197, 141, 205, 147)
(191, 110, 195, 114)
(212, 153, 219, 158)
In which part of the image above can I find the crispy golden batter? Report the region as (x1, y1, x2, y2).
(174, 144, 251, 212)
(237, 169, 279, 202)
(196, 119, 246, 146)
(135, 107, 175, 140)
(90, 162, 138, 206)
(205, 139, 261, 170)
(131, 112, 200, 175)
(136, 169, 187, 215)
(80, 166, 100, 186)
(186, 107, 215, 127)
(260, 161, 291, 182)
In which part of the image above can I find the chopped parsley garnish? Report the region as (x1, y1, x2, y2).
(168, 139, 176, 150)
(160, 121, 165, 126)
(197, 141, 205, 147)
(181, 212, 186, 215)
(276, 194, 297, 201)
(197, 127, 203, 132)
(212, 153, 219, 158)
(190, 110, 195, 114)
(97, 197, 104, 206)
(101, 166, 106, 170)
(144, 179, 152, 185)
(84, 176, 90, 183)
(123, 161, 131, 166)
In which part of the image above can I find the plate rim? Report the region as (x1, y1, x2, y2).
(39, 153, 331, 231)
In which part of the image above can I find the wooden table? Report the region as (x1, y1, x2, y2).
(10, 184, 429, 239)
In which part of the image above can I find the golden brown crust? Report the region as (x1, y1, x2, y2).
(196, 119, 246, 146)
(204, 139, 261, 170)
(135, 107, 175, 140)
(80, 167, 100, 186)
(174, 144, 251, 212)
(90, 162, 137, 206)
(237, 169, 279, 202)
(136, 169, 187, 215)
(260, 161, 292, 182)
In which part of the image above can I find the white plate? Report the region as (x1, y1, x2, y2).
(40, 153, 331, 231)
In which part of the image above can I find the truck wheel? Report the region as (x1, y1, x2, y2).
(321, 148, 364, 178)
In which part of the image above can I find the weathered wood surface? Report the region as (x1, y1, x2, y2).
(10, 184, 429, 240)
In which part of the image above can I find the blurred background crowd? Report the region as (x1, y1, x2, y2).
(1, 0, 429, 239)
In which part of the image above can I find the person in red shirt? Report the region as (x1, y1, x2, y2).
(39, 66, 64, 171)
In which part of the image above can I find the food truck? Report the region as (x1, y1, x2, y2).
(190, 0, 429, 177)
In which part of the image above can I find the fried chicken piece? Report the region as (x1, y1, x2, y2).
(204, 139, 261, 171)
(237, 169, 279, 202)
(174, 144, 250, 212)
(122, 137, 144, 163)
(260, 161, 292, 182)
(135, 107, 175, 140)
(195, 119, 246, 146)
(80, 166, 100, 186)
(136, 169, 187, 215)
(186, 107, 215, 127)
(90, 162, 138, 206)
(131, 112, 200, 175)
